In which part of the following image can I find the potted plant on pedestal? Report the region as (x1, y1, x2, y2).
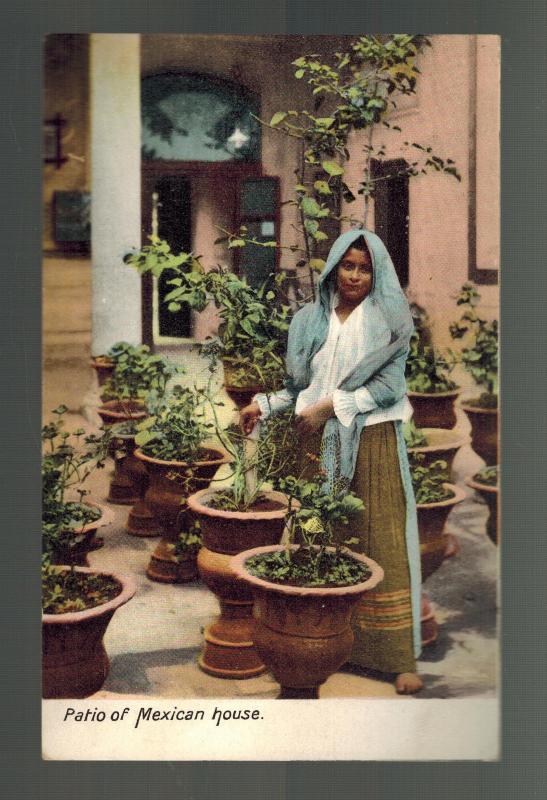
(186, 406, 299, 679)
(406, 331, 461, 429)
(42, 553, 136, 698)
(450, 282, 498, 465)
(42, 406, 113, 565)
(124, 238, 291, 407)
(409, 452, 466, 645)
(99, 349, 181, 507)
(90, 341, 143, 397)
(465, 465, 499, 545)
(404, 419, 468, 480)
(230, 468, 384, 698)
(133, 384, 229, 567)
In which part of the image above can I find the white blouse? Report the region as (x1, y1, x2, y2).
(255, 295, 412, 428)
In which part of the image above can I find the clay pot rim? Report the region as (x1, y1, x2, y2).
(407, 388, 461, 398)
(460, 402, 498, 415)
(415, 482, 467, 509)
(134, 446, 230, 470)
(60, 499, 115, 534)
(231, 544, 384, 597)
(187, 487, 290, 521)
(98, 399, 148, 421)
(407, 427, 470, 453)
(465, 476, 499, 495)
(42, 567, 137, 624)
(90, 357, 115, 367)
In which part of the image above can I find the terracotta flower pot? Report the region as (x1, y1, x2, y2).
(465, 474, 499, 545)
(187, 488, 290, 679)
(460, 403, 498, 465)
(146, 539, 200, 584)
(97, 399, 147, 427)
(90, 357, 115, 388)
(231, 544, 384, 698)
(50, 500, 115, 567)
(106, 430, 149, 506)
(222, 360, 263, 410)
(407, 389, 460, 429)
(133, 447, 229, 538)
(417, 483, 467, 581)
(407, 427, 469, 480)
(42, 567, 136, 698)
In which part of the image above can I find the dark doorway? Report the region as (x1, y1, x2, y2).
(371, 158, 409, 287)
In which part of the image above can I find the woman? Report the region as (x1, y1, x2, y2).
(240, 228, 423, 694)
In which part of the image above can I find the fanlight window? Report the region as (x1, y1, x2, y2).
(141, 73, 260, 162)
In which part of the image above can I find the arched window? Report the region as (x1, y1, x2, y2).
(141, 73, 260, 162)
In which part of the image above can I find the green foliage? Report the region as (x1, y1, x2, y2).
(449, 282, 498, 404)
(245, 465, 368, 587)
(406, 330, 458, 393)
(134, 385, 212, 462)
(42, 557, 120, 614)
(170, 518, 202, 559)
(473, 465, 498, 487)
(101, 344, 182, 408)
(409, 453, 452, 504)
(403, 420, 429, 448)
(258, 35, 462, 298)
(42, 407, 109, 544)
(125, 238, 291, 391)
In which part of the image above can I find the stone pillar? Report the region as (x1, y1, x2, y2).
(90, 34, 141, 355)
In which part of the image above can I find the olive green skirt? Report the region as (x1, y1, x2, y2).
(299, 420, 416, 675)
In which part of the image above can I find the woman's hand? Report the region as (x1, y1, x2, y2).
(295, 397, 335, 434)
(240, 402, 262, 435)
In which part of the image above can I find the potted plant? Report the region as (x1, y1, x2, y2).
(124, 239, 291, 407)
(406, 330, 461, 429)
(42, 554, 136, 698)
(230, 468, 384, 698)
(90, 341, 141, 396)
(186, 407, 300, 679)
(465, 465, 499, 545)
(404, 419, 468, 480)
(99, 350, 181, 506)
(146, 516, 203, 584)
(42, 406, 113, 565)
(409, 452, 466, 645)
(450, 282, 498, 464)
(133, 385, 229, 572)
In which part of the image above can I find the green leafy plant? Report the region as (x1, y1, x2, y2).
(42, 554, 120, 615)
(169, 518, 202, 560)
(405, 330, 458, 393)
(473, 464, 498, 487)
(247, 35, 461, 299)
(403, 419, 429, 448)
(134, 385, 212, 463)
(449, 282, 498, 407)
(124, 240, 291, 391)
(409, 452, 452, 504)
(245, 463, 369, 588)
(101, 344, 182, 416)
(42, 407, 110, 557)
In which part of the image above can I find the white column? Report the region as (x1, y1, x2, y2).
(90, 34, 141, 355)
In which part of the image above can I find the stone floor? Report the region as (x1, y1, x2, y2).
(50, 409, 498, 702)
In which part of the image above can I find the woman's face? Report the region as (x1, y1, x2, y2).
(336, 246, 373, 305)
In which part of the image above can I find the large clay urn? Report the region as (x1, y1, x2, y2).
(98, 400, 148, 505)
(417, 482, 467, 581)
(187, 488, 289, 679)
(407, 389, 460, 429)
(407, 428, 469, 480)
(222, 360, 263, 411)
(42, 568, 136, 698)
(50, 501, 114, 567)
(231, 545, 384, 698)
(465, 473, 499, 545)
(134, 448, 229, 579)
(460, 403, 498, 465)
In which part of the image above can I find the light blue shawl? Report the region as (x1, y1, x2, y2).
(284, 228, 422, 658)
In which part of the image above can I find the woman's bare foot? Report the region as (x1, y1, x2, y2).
(395, 672, 423, 694)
